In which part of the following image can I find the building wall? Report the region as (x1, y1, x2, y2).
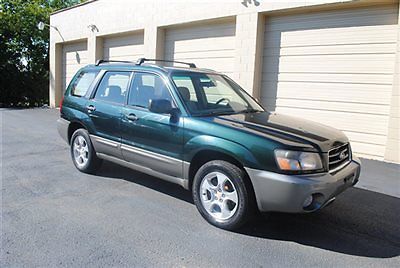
(50, 0, 400, 163)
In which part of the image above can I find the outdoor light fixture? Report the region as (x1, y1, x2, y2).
(37, 21, 58, 31)
(87, 24, 99, 32)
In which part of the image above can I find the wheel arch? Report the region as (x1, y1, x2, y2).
(187, 149, 256, 199)
(67, 121, 88, 144)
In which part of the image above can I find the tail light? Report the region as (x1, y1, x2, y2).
(59, 96, 64, 113)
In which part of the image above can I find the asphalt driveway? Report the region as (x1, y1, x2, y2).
(2, 108, 400, 267)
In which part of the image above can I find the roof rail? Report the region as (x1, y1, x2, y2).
(95, 59, 135, 66)
(136, 58, 196, 68)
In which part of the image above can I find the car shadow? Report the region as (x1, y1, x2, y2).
(97, 161, 400, 258)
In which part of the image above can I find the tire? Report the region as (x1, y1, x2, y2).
(192, 160, 254, 230)
(70, 128, 102, 174)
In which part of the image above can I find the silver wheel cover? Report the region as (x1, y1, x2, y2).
(72, 135, 89, 168)
(199, 171, 239, 222)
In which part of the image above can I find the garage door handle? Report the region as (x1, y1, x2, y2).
(87, 105, 96, 112)
(126, 114, 138, 121)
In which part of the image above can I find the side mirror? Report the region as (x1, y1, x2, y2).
(149, 99, 173, 114)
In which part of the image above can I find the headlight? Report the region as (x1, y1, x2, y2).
(274, 150, 323, 171)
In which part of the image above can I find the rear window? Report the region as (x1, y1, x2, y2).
(70, 71, 99, 97)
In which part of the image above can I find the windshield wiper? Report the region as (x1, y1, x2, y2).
(195, 110, 236, 117)
(193, 108, 263, 117)
(234, 108, 263, 114)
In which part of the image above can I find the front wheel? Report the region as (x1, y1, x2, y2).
(70, 128, 102, 174)
(192, 160, 254, 230)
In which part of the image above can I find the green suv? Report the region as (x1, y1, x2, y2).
(58, 58, 361, 230)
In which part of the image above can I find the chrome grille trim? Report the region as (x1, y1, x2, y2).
(328, 143, 351, 173)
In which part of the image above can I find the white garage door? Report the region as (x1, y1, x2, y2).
(103, 33, 144, 62)
(62, 41, 88, 91)
(165, 21, 236, 76)
(261, 5, 398, 160)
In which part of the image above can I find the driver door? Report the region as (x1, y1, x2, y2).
(120, 72, 184, 179)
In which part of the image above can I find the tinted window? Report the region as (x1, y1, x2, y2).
(70, 71, 99, 97)
(94, 71, 131, 104)
(128, 73, 173, 109)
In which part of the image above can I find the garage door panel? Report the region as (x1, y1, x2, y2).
(262, 73, 394, 85)
(263, 43, 397, 57)
(266, 7, 397, 26)
(165, 23, 235, 41)
(105, 46, 143, 57)
(62, 41, 88, 91)
(104, 34, 144, 47)
(347, 141, 385, 160)
(344, 131, 387, 147)
(165, 50, 234, 62)
(275, 107, 389, 136)
(266, 5, 397, 31)
(261, 5, 398, 159)
(168, 57, 235, 74)
(274, 99, 390, 116)
(261, 82, 392, 104)
(165, 21, 235, 73)
(265, 27, 397, 48)
(63, 54, 88, 63)
(62, 62, 86, 70)
(263, 54, 395, 74)
(62, 42, 87, 52)
(103, 33, 144, 61)
(165, 37, 235, 53)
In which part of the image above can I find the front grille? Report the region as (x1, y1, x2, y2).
(328, 143, 351, 172)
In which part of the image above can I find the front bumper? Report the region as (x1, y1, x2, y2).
(57, 118, 69, 144)
(245, 157, 361, 213)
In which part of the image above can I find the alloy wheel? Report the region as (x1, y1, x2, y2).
(199, 171, 239, 222)
(72, 135, 89, 168)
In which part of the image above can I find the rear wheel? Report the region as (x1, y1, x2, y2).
(70, 128, 102, 174)
(192, 160, 254, 230)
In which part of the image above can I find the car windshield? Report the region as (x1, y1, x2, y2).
(171, 72, 264, 116)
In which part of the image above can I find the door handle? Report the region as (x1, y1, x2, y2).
(87, 105, 96, 112)
(126, 113, 138, 121)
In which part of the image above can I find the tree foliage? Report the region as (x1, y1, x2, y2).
(0, 0, 82, 107)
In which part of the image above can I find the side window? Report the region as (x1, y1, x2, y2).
(70, 71, 99, 97)
(128, 73, 174, 109)
(94, 71, 131, 104)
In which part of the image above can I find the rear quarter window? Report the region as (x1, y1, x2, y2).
(70, 71, 99, 97)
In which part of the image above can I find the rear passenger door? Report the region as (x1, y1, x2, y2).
(86, 71, 132, 158)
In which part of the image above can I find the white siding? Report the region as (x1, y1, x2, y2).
(62, 41, 88, 91)
(261, 5, 399, 160)
(164, 21, 236, 76)
(103, 33, 144, 61)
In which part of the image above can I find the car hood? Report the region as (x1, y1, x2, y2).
(200, 112, 348, 152)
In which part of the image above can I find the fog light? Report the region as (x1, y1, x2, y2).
(303, 195, 313, 208)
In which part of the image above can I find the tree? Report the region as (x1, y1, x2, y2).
(0, 0, 83, 107)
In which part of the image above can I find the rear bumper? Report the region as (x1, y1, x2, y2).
(245, 157, 361, 213)
(57, 118, 69, 144)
